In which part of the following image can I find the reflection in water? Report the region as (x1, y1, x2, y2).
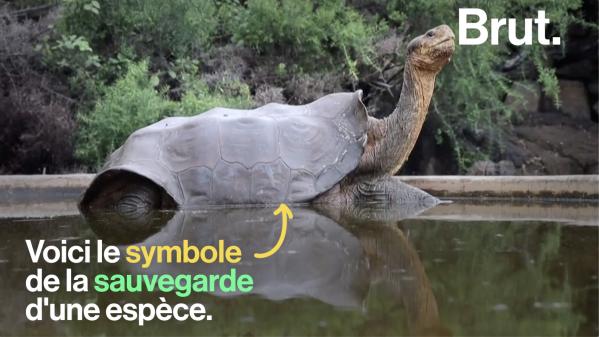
(87, 206, 447, 335)
(0, 203, 596, 336)
(116, 208, 370, 308)
(85, 210, 174, 245)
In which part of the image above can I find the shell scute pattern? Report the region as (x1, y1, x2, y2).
(160, 115, 221, 172)
(178, 166, 212, 206)
(278, 115, 343, 172)
(89, 91, 367, 206)
(251, 160, 291, 203)
(116, 128, 161, 164)
(218, 115, 279, 168)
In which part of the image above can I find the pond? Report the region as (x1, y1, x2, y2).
(0, 200, 596, 336)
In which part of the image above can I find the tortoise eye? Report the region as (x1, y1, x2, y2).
(426, 31, 435, 37)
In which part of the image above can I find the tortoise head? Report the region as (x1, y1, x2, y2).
(407, 24, 455, 73)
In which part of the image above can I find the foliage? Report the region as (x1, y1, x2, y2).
(42, 34, 98, 69)
(48, 0, 388, 168)
(75, 61, 172, 167)
(225, 0, 385, 77)
(2, 0, 590, 172)
(38, 0, 221, 104)
(58, 0, 218, 57)
(76, 61, 252, 167)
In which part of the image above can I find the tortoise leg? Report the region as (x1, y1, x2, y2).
(80, 172, 177, 244)
(316, 176, 440, 226)
(352, 175, 439, 207)
(315, 175, 440, 220)
(114, 183, 163, 218)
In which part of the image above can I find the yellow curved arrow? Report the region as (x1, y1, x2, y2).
(254, 203, 293, 259)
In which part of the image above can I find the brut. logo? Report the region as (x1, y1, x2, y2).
(459, 8, 561, 46)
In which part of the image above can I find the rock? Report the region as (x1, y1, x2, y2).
(467, 160, 495, 175)
(539, 150, 583, 174)
(504, 81, 540, 115)
(555, 80, 591, 120)
(520, 156, 545, 175)
(502, 51, 527, 71)
(501, 136, 533, 168)
(514, 124, 597, 173)
(467, 160, 516, 175)
(515, 141, 581, 175)
(497, 160, 516, 175)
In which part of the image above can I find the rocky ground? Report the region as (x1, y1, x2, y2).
(470, 76, 598, 176)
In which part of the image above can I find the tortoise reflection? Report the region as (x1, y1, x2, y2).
(84, 206, 449, 336)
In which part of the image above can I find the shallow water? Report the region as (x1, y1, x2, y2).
(0, 202, 597, 336)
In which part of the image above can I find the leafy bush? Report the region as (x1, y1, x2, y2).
(76, 61, 252, 167)
(34, 0, 592, 172)
(40, 0, 220, 108)
(58, 0, 218, 57)
(226, 0, 385, 77)
(75, 61, 173, 167)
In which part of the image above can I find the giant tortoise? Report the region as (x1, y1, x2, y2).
(80, 25, 455, 215)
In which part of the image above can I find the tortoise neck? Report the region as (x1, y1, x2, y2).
(382, 61, 436, 174)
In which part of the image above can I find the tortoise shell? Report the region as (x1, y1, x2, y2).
(83, 91, 368, 207)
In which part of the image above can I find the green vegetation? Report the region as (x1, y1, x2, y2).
(75, 61, 172, 166)
(225, 0, 383, 75)
(0, 0, 593, 171)
(75, 61, 251, 167)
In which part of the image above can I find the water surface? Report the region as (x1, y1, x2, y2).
(0, 202, 596, 336)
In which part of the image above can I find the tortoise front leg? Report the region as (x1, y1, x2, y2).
(114, 183, 163, 218)
(352, 175, 438, 206)
(314, 175, 440, 221)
